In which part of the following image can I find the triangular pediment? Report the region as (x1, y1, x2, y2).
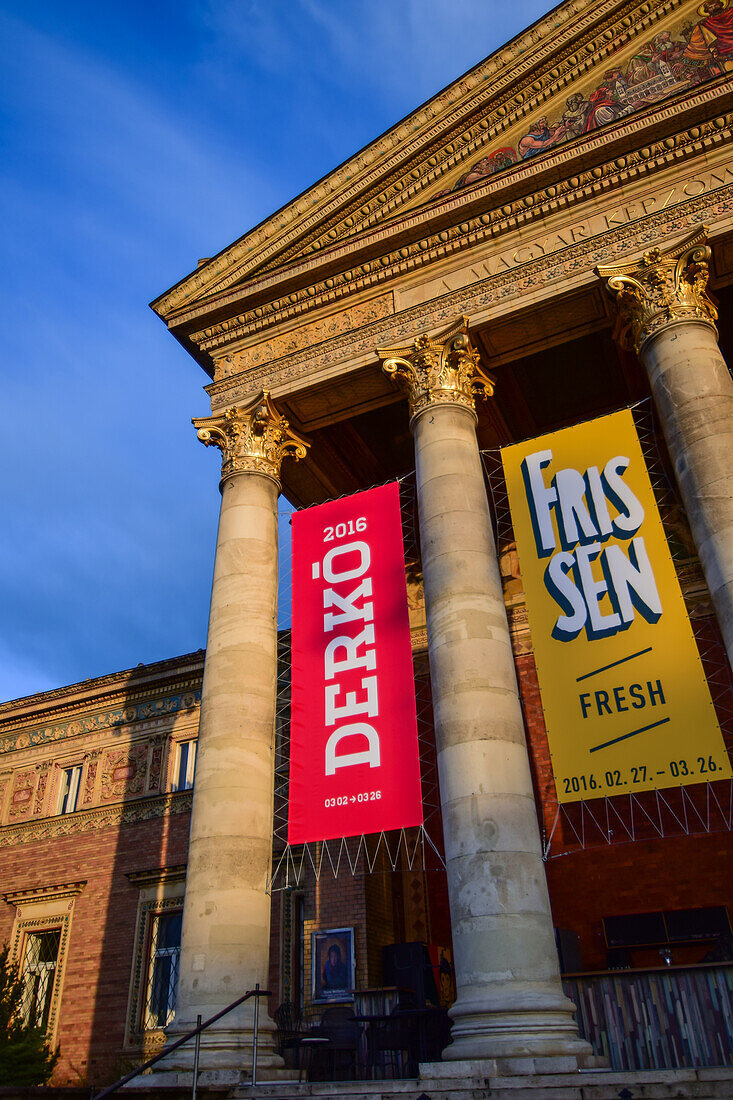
(152, 0, 729, 321)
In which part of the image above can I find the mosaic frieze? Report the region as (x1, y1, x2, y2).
(0, 690, 200, 755)
(432, 4, 733, 201)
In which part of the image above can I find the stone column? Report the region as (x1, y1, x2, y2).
(378, 319, 589, 1071)
(166, 392, 307, 1080)
(598, 228, 733, 666)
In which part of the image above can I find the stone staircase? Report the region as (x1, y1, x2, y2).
(227, 1067, 733, 1100)
(3, 1067, 733, 1100)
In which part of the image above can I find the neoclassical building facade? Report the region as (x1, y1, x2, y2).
(2, 0, 733, 1089)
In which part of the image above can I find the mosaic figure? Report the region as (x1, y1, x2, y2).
(685, 0, 733, 70)
(441, 3, 732, 201)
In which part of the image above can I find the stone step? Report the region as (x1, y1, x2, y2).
(226, 1067, 733, 1100)
(0, 1090, 230, 1100)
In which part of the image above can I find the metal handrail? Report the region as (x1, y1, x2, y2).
(94, 985, 271, 1098)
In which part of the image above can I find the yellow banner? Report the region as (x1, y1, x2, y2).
(502, 409, 731, 803)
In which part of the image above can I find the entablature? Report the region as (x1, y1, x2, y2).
(178, 95, 730, 391)
(204, 116, 733, 407)
(153, 0, 729, 356)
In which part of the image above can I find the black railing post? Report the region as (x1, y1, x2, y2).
(191, 1013, 202, 1100)
(252, 983, 260, 1087)
(93, 988, 270, 1098)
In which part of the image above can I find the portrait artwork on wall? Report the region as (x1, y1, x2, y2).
(312, 927, 355, 1002)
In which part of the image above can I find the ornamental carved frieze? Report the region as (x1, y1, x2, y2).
(193, 390, 308, 485)
(100, 744, 148, 802)
(33, 762, 51, 815)
(596, 226, 718, 354)
(9, 770, 36, 820)
(378, 316, 493, 422)
(0, 791, 193, 849)
(0, 687, 201, 755)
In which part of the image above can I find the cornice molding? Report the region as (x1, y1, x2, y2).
(0, 651, 204, 728)
(0, 688, 202, 756)
(4, 880, 87, 905)
(155, 0, 711, 322)
(0, 791, 193, 849)
(256, 0, 691, 274)
(126, 865, 187, 887)
(196, 97, 731, 369)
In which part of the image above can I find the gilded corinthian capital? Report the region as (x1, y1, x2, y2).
(377, 316, 493, 422)
(596, 227, 718, 355)
(193, 391, 308, 485)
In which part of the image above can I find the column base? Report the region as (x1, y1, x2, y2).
(127, 1066, 298, 1089)
(421, 1052, 607, 1079)
(442, 987, 594, 1063)
(145, 1012, 287, 1079)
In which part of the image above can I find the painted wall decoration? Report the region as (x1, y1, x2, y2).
(501, 409, 732, 804)
(434, 2, 733, 200)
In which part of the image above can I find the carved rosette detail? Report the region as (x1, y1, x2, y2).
(596, 227, 718, 355)
(378, 316, 493, 421)
(193, 390, 308, 485)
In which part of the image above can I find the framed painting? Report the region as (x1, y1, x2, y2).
(312, 927, 355, 1002)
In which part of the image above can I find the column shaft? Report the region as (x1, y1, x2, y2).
(414, 403, 584, 1063)
(598, 229, 733, 666)
(161, 392, 306, 1080)
(171, 469, 279, 1065)
(641, 321, 733, 662)
(378, 319, 588, 1070)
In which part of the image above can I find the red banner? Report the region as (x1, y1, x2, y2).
(288, 482, 423, 844)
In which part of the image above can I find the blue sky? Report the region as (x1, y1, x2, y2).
(0, 0, 553, 702)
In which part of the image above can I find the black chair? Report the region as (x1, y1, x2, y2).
(320, 1005, 361, 1080)
(273, 1001, 300, 1068)
(366, 1014, 414, 1079)
(295, 1005, 332, 1082)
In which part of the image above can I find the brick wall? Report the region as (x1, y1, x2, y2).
(514, 628, 733, 973)
(0, 810, 191, 1087)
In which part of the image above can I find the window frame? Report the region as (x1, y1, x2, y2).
(6, 881, 86, 1046)
(170, 740, 197, 792)
(57, 763, 83, 815)
(142, 908, 182, 1030)
(124, 866, 186, 1051)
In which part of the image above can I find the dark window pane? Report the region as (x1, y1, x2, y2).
(21, 929, 61, 1031)
(604, 912, 667, 948)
